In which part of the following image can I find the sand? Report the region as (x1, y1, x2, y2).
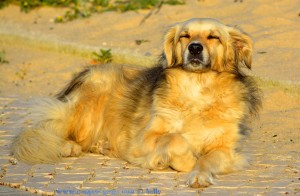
(0, 0, 299, 194)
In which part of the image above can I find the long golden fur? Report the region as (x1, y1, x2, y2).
(12, 18, 261, 188)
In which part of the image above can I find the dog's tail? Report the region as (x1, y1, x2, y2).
(12, 98, 70, 164)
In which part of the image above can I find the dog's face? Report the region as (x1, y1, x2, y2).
(163, 18, 253, 73)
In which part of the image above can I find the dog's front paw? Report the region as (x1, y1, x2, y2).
(147, 152, 170, 170)
(170, 151, 196, 172)
(186, 170, 215, 188)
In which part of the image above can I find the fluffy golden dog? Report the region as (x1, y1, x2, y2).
(12, 18, 261, 187)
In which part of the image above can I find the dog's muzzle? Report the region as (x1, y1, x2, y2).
(188, 43, 204, 66)
(184, 42, 210, 71)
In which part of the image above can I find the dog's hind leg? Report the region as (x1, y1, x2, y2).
(68, 94, 108, 152)
(13, 64, 123, 164)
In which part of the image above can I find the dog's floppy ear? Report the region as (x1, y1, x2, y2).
(163, 25, 180, 68)
(228, 27, 253, 69)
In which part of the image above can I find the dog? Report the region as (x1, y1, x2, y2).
(12, 18, 261, 188)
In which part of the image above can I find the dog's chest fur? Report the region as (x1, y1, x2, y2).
(154, 69, 245, 151)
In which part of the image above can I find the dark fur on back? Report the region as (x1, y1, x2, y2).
(122, 65, 166, 121)
(56, 68, 90, 101)
(240, 75, 262, 116)
(236, 74, 262, 135)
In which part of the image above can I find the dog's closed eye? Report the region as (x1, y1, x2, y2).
(207, 35, 220, 40)
(180, 33, 190, 39)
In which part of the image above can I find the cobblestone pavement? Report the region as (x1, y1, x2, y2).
(0, 91, 299, 195)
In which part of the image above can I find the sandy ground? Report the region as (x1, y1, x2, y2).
(1, 0, 300, 84)
(0, 0, 300, 195)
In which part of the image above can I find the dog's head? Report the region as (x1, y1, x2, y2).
(162, 18, 253, 73)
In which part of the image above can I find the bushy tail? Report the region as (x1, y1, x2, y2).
(12, 128, 65, 164)
(12, 98, 71, 164)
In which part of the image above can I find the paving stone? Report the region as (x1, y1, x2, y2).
(0, 185, 34, 195)
(53, 174, 89, 184)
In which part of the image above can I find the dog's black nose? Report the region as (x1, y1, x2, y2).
(188, 43, 203, 55)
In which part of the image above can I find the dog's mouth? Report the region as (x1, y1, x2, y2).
(183, 55, 211, 72)
(190, 58, 202, 66)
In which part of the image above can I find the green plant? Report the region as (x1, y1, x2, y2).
(0, 0, 185, 22)
(114, 0, 184, 12)
(20, 0, 78, 13)
(0, 50, 9, 64)
(55, 4, 91, 23)
(0, 0, 12, 9)
(92, 49, 112, 64)
(20, 0, 42, 13)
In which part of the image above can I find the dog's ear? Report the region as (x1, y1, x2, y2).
(228, 27, 253, 69)
(163, 25, 180, 68)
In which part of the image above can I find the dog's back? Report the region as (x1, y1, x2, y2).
(12, 64, 145, 163)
